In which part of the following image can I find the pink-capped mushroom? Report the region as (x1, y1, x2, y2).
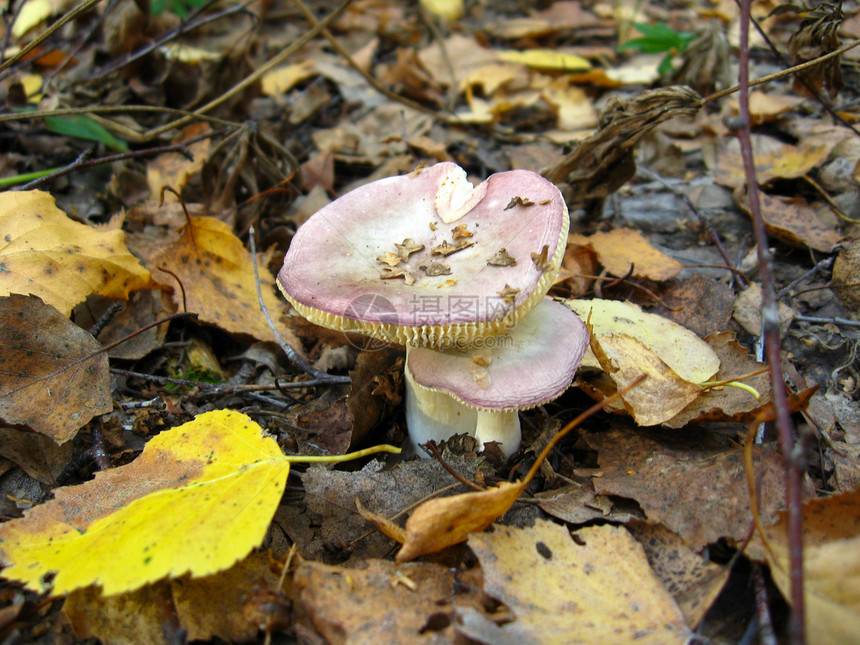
(277, 162, 586, 457)
(277, 162, 569, 347)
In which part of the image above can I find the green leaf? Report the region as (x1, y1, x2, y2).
(149, 0, 207, 17)
(618, 22, 694, 56)
(657, 53, 676, 76)
(44, 115, 128, 152)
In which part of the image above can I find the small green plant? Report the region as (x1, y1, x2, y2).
(149, 0, 208, 17)
(618, 22, 696, 76)
(44, 115, 128, 152)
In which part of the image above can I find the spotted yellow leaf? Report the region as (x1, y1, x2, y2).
(0, 191, 152, 317)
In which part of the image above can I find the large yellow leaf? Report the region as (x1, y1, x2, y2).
(0, 410, 287, 597)
(466, 521, 691, 644)
(0, 191, 152, 316)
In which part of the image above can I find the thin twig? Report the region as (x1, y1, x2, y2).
(793, 314, 860, 329)
(637, 165, 743, 287)
(248, 225, 350, 384)
(704, 35, 860, 103)
(737, 3, 805, 642)
(291, 0, 445, 120)
(0, 0, 104, 76)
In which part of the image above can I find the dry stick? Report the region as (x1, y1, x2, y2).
(739, 1, 860, 141)
(248, 225, 350, 384)
(704, 35, 860, 103)
(737, 3, 805, 643)
(0, 0, 104, 76)
(290, 0, 445, 120)
(636, 166, 744, 288)
(141, 0, 352, 140)
(88, 0, 252, 80)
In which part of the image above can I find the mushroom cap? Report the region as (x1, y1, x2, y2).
(278, 162, 569, 348)
(405, 299, 589, 411)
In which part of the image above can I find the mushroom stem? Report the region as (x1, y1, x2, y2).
(475, 410, 521, 458)
(404, 348, 521, 458)
(404, 362, 476, 455)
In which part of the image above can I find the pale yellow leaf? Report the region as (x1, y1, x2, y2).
(564, 298, 720, 383)
(466, 521, 691, 644)
(498, 49, 591, 71)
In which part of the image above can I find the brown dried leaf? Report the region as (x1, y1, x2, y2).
(712, 135, 829, 188)
(395, 481, 525, 562)
(295, 559, 488, 643)
(627, 521, 729, 628)
(644, 275, 735, 337)
(735, 189, 843, 252)
(542, 86, 702, 211)
(0, 295, 111, 443)
(583, 228, 683, 281)
(64, 552, 281, 644)
(150, 216, 301, 344)
(581, 427, 812, 549)
(0, 426, 74, 485)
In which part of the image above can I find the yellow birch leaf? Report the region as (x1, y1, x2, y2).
(582, 227, 683, 281)
(0, 410, 288, 597)
(0, 191, 152, 317)
(564, 298, 720, 383)
(261, 60, 317, 96)
(498, 49, 591, 72)
(12, 0, 51, 38)
(466, 521, 691, 644)
(419, 0, 464, 20)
